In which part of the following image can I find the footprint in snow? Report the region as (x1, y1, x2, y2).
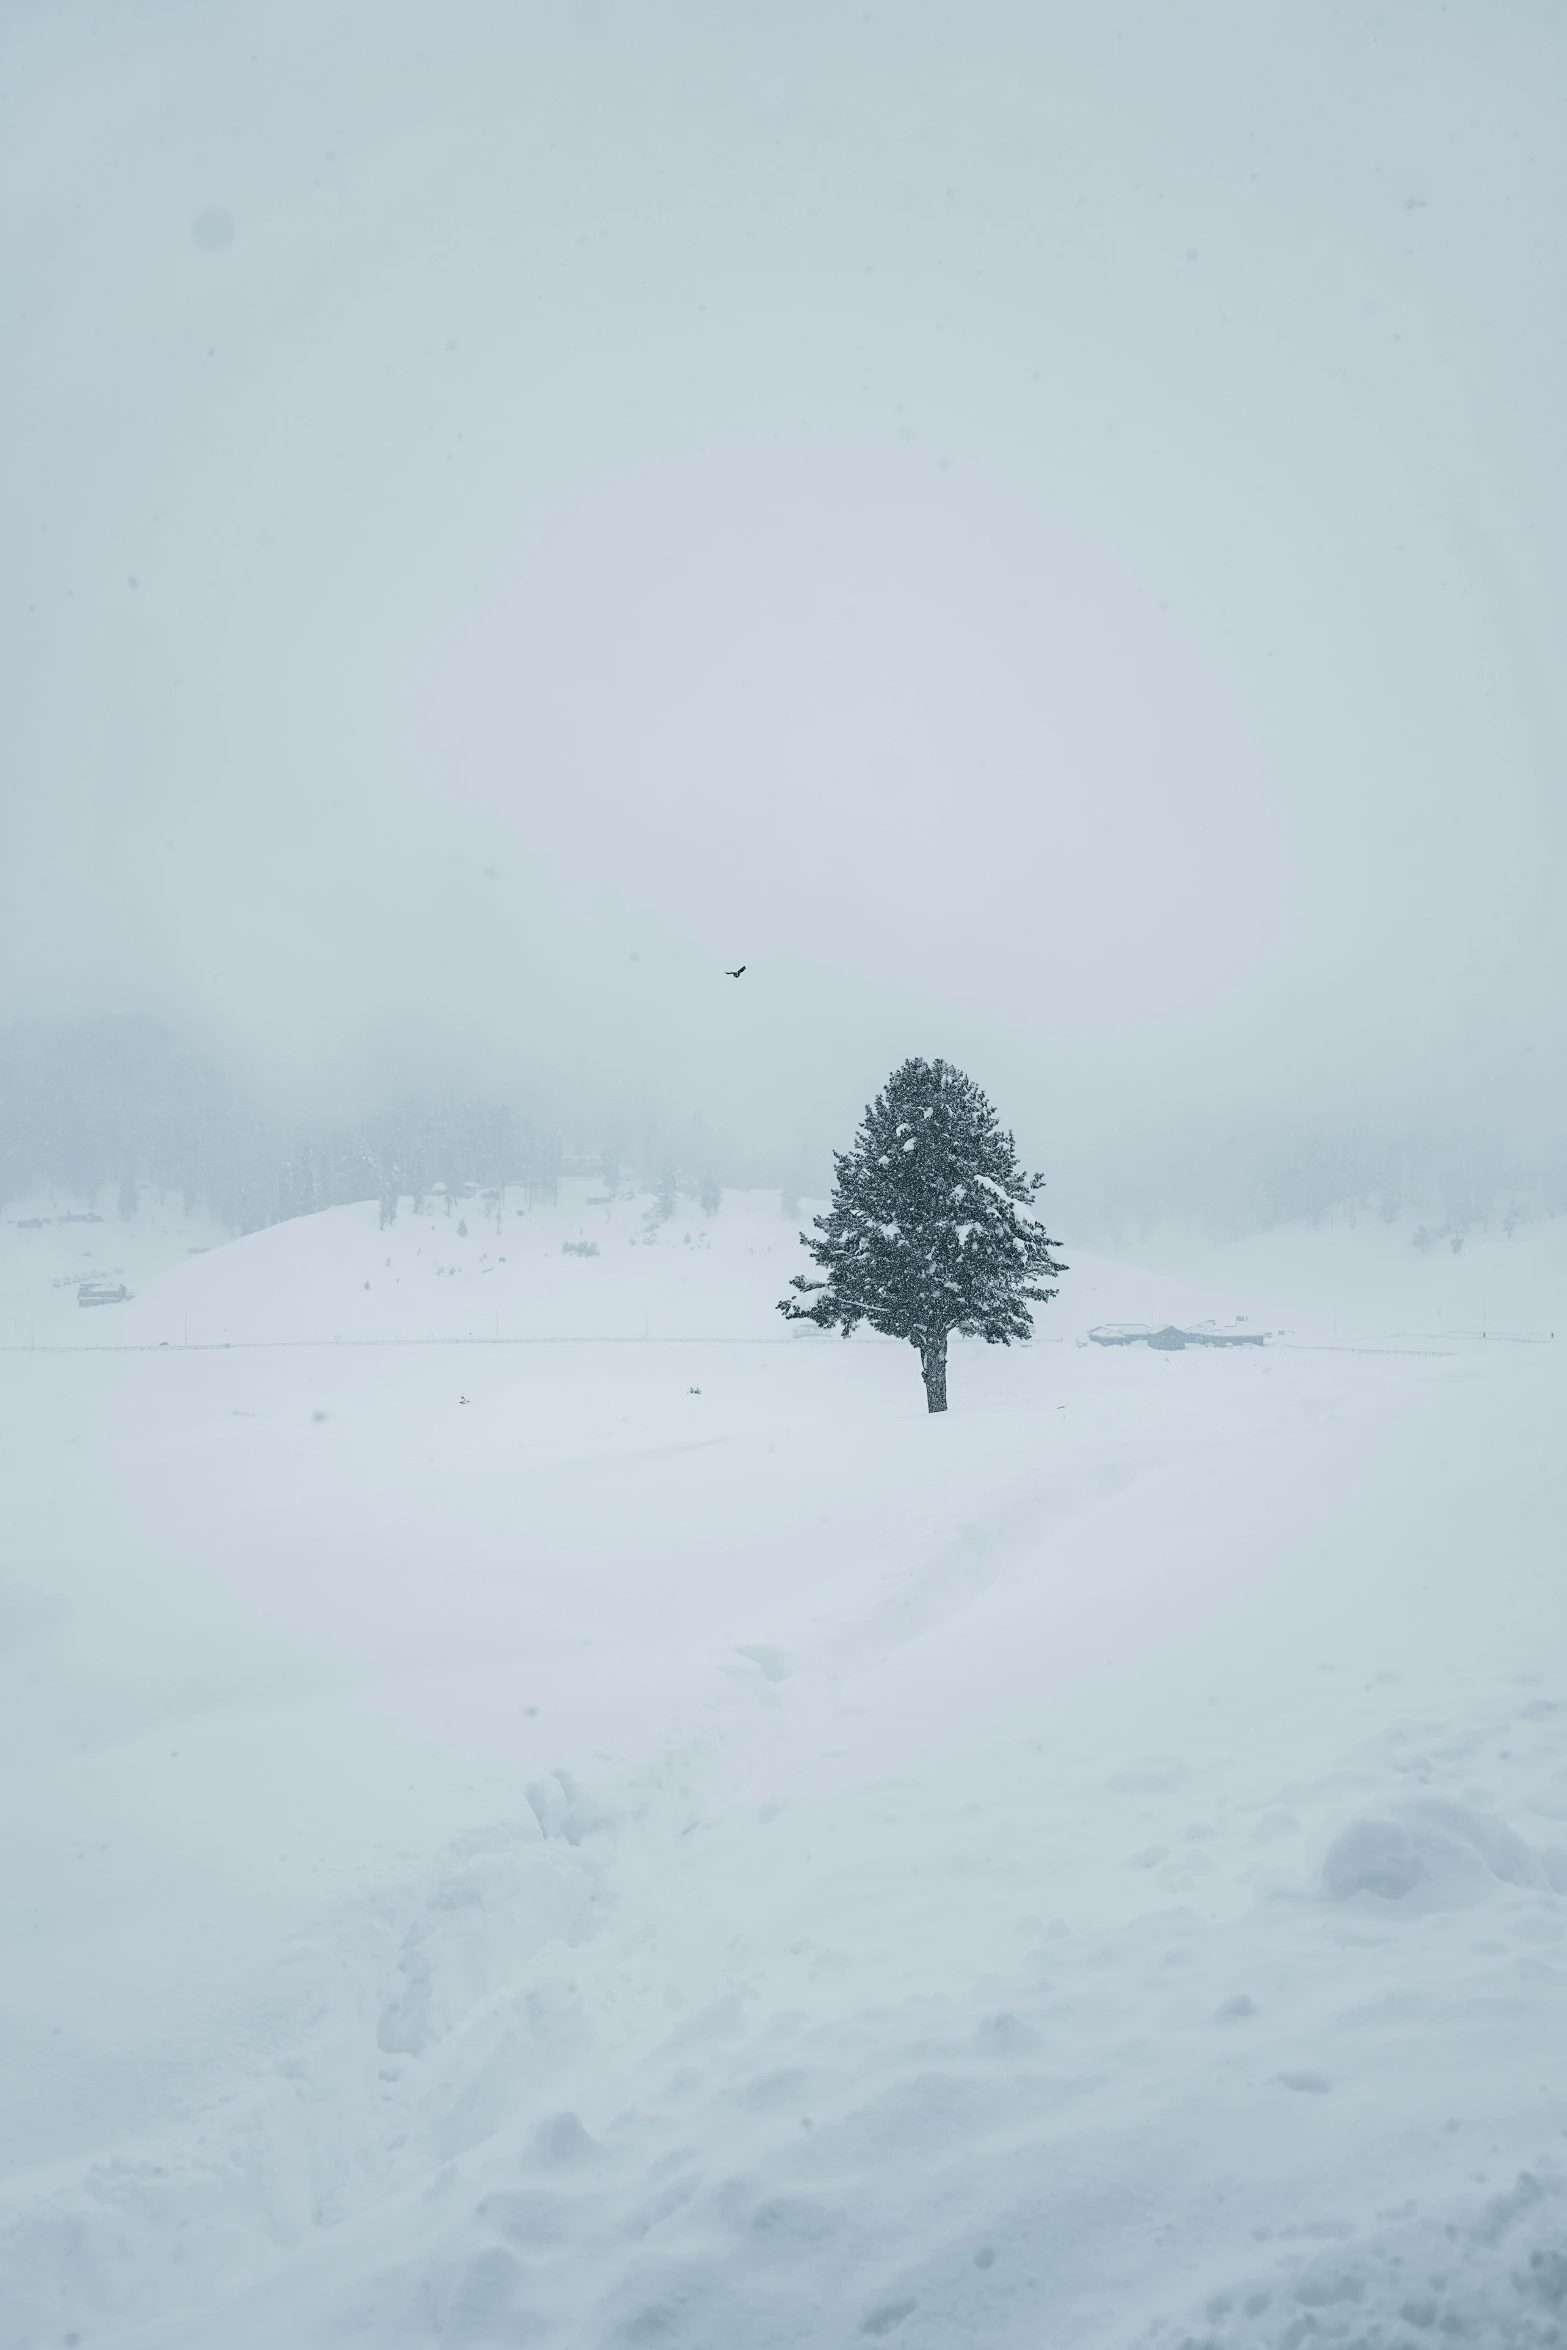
(737, 1643, 790, 1683)
(862, 2299, 918, 2337)
(528, 2111, 599, 2167)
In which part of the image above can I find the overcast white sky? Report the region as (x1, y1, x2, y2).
(3, 0, 1565, 1201)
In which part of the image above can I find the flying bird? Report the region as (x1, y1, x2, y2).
(725, 964, 746, 978)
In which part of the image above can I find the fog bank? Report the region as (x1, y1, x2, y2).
(3, 0, 1565, 1225)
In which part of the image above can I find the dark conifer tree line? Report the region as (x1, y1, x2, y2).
(0, 1021, 570, 1232)
(2, 1018, 1557, 1247)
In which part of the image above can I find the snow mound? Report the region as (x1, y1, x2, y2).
(1322, 1801, 1552, 1911)
(1140, 2167, 1567, 2350)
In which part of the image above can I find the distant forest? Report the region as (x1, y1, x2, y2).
(0, 1020, 696, 1233)
(1, 1017, 1561, 1244)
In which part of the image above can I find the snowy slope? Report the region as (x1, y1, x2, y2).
(83, 1182, 1241, 1351)
(0, 1186, 232, 1348)
(1, 1198, 1565, 2348)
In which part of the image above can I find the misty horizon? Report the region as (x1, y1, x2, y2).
(5, 0, 1566, 1231)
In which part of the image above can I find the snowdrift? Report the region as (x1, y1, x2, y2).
(1, 1197, 1564, 2347)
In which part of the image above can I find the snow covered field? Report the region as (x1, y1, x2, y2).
(2, 1188, 1565, 2348)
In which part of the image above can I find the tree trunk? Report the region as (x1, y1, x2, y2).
(919, 1330, 949, 1414)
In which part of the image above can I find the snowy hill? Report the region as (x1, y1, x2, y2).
(1, 1196, 1564, 2347)
(12, 1180, 1563, 1358)
(3, 1180, 1260, 1351)
(103, 1182, 1251, 1351)
(106, 1182, 830, 1347)
(0, 1186, 232, 1348)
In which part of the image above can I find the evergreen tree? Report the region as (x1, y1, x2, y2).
(377, 1152, 399, 1229)
(296, 1140, 319, 1218)
(780, 1058, 1065, 1413)
(647, 1162, 679, 1229)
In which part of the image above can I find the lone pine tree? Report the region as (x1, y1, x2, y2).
(779, 1057, 1066, 1412)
